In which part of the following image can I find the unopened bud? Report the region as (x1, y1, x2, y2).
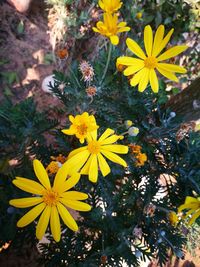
(128, 127, 139, 137)
(136, 12, 142, 19)
(125, 120, 133, 128)
(170, 112, 176, 118)
(160, 231, 166, 237)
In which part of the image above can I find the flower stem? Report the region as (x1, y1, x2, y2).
(100, 42, 112, 86)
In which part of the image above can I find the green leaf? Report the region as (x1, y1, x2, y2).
(4, 86, 13, 97)
(17, 20, 24, 34)
(2, 72, 19, 85)
(43, 53, 54, 64)
(172, 88, 180, 95)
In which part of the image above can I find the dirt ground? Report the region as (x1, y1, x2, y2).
(0, 1, 64, 119)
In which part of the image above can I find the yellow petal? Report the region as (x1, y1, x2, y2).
(36, 205, 51, 240)
(117, 56, 144, 66)
(9, 197, 43, 208)
(99, 128, 115, 142)
(92, 27, 100, 33)
(88, 154, 98, 183)
(118, 22, 127, 27)
(61, 191, 88, 200)
(101, 145, 128, 154)
(156, 66, 178, 82)
(69, 115, 74, 123)
(13, 177, 45, 195)
(97, 153, 111, 177)
(149, 69, 159, 93)
(144, 25, 153, 56)
(154, 28, 174, 57)
(81, 155, 93, 175)
(58, 172, 81, 194)
(17, 203, 46, 227)
(123, 62, 145, 76)
(130, 68, 146, 87)
(101, 150, 127, 167)
(97, 20, 104, 27)
(126, 38, 146, 60)
(89, 129, 97, 141)
(157, 63, 187, 73)
(152, 25, 165, 57)
(65, 150, 90, 171)
(178, 203, 199, 213)
(50, 206, 61, 242)
(33, 160, 51, 189)
(100, 135, 121, 145)
(138, 68, 150, 92)
(60, 199, 91, 212)
(57, 202, 78, 231)
(68, 146, 87, 158)
(185, 196, 200, 204)
(61, 129, 74, 135)
(110, 35, 119, 45)
(98, 0, 104, 10)
(53, 161, 70, 191)
(157, 45, 188, 61)
(188, 209, 200, 225)
(185, 208, 196, 219)
(117, 27, 130, 33)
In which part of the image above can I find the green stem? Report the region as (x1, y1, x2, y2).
(100, 42, 112, 86)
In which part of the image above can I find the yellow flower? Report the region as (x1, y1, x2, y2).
(129, 144, 142, 154)
(51, 154, 67, 164)
(62, 112, 99, 144)
(46, 161, 60, 174)
(98, 0, 123, 13)
(65, 128, 129, 183)
(136, 12, 142, 19)
(135, 153, 147, 167)
(125, 120, 133, 128)
(93, 13, 130, 45)
(178, 196, 200, 225)
(9, 160, 91, 242)
(168, 211, 179, 226)
(117, 25, 188, 93)
(116, 60, 127, 72)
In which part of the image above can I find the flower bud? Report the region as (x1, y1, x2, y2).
(136, 12, 142, 19)
(128, 127, 139, 136)
(170, 112, 176, 118)
(125, 120, 133, 128)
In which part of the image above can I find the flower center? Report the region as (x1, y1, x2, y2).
(43, 189, 59, 206)
(76, 124, 88, 136)
(87, 140, 101, 154)
(144, 56, 157, 69)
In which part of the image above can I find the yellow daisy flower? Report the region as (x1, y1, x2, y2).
(93, 13, 130, 45)
(9, 160, 91, 242)
(62, 112, 99, 144)
(64, 128, 128, 183)
(168, 211, 179, 226)
(98, 0, 123, 13)
(178, 196, 200, 225)
(117, 25, 188, 93)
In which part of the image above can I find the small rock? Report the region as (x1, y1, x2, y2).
(7, 0, 33, 13)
